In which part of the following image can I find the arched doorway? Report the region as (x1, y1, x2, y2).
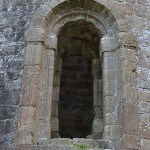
(55, 21, 102, 138)
(14, 1, 124, 149)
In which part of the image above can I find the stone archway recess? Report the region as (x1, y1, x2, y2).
(14, 0, 139, 149)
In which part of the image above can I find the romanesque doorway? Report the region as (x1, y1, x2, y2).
(14, 1, 122, 148)
(53, 21, 103, 139)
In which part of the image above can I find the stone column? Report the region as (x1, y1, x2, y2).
(37, 32, 58, 143)
(87, 59, 103, 139)
(92, 59, 103, 137)
(51, 58, 62, 138)
(38, 48, 55, 144)
(14, 28, 45, 145)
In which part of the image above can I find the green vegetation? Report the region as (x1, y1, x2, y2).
(73, 143, 91, 150)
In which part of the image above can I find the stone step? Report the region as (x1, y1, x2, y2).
(42, 138, 114, 149)
(14, 138, 115, 150)
(14, 144, 109, 150)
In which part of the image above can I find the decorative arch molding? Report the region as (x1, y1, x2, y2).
(14, 0, 139, 149)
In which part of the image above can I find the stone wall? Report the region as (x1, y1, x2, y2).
(0, 0, 149, 149)
(0, 0, 43, 149)
(136, 0, 150, 149)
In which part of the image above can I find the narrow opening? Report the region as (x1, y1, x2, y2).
(57, 21, 100, 138)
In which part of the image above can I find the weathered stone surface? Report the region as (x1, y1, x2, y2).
(14, 144, 78, 150)
(24, 44, 44, 67)
(122, 134, 140, 149)
(122, 103, 139, 136)
(0, 0, 149, 149)
(0, 91, 20, 105)
(17, 107, 37, 131)
(0, 105, 18, 120)
(141, 139, 150, 150)
(139, 114, 150, 139)
(103, 125, 120, 140)
(25, 28, 45, 43)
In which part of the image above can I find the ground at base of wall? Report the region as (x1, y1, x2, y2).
(13, 138, 116, 150)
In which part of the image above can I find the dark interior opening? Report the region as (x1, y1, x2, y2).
(59, 55, 93, 138)
(58, 21, 100, 138)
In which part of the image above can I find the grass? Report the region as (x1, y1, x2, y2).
(72, 143, 91, 150)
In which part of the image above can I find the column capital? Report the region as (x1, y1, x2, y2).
(47, 32, 58, 50)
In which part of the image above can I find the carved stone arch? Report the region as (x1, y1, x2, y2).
(14, 0, 137, 149)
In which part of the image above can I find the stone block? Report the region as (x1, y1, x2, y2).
(14, 144, 79, 150)
(20, 84, 40, 107)
(23, 65, 41, 77)
(122, 134, 140, 149)
(103, 56, 116, 69)
(14, 130, 37, 145)
(0, 121, 5, 136)
(134, 4, 147, 18)
(92, 59, 100, 73)
(49, 138, 72, 145)
(53, 72, 60, 87)
(52, 87, 60, 102)
(121, 48, 136, 63)
(25, 28, 45, 43)
(37, 121, 51, 142)
(111, 2, 133, 16)
(105, 112, 118, 125)
(139, 101, 150, 114)
(54, 58, 62, 72)
(51, 101, 58, 117)
(7, 68, 20, 80)
(93, 93, 102, 107)
(0, 105, 18, 120)
(139, 114, 150, 139)
(126, 16, 146, 29)
(138, 90, 150, 102)
(122, 70, 136, 87)
(72, 138, 94, 147)
(103, 81, 115, 96)
(51, 117, 59, 132)
(101, 36, 118, 52)
(122, 103, 139, 136)
(103, 125, 120, 140)
(92, 118, 103, 133)
(103, 96, 116, 113)
(103, 68, 116, 83)
(0, 91, 20, 105)
(5, 119, 17, 134)
(118, 32, 138, 47)
(7, 57, 24, 69)
(93, 79, 102, 93)
(24, 44, 44, 67)
(117, 19, 130, 32)
(141, 139, 150, 150)
(122, 85, 137, 102)
(17, 107, 37, 132)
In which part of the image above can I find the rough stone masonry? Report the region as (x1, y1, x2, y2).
(0, 0, 150, 150)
